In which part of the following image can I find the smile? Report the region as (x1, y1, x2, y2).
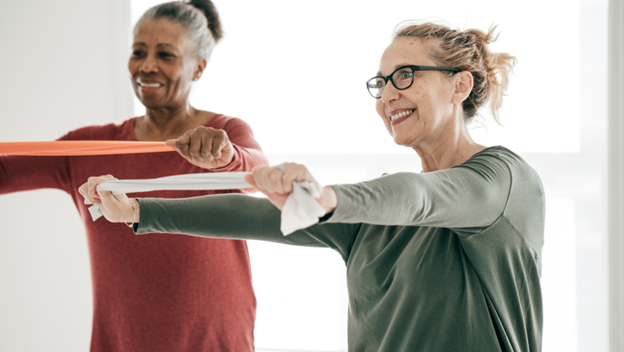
(138, 82, 164, 88)
(390, 109, 415, 121)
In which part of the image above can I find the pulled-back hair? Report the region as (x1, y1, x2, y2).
(394, 22, 516, 124)
(135, 0, 223, 61)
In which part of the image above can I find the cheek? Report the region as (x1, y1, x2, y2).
(375, 100, 386, 119)
(128, 60, 137, 75)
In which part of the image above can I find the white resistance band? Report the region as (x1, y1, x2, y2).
(87, 172, 325, 236)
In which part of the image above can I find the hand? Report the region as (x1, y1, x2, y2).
(244, 163, 338, 214)
(78, 175, 138, 223)
(165, 126, 234, 169)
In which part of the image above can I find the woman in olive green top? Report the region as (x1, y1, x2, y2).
(82, 22, 543, 352)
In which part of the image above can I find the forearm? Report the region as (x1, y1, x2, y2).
(0, 155, 71, 195)
(216, 145, 268, 173)
(135, 194, 326, 247)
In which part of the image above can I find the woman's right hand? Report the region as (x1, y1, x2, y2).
(244, 163, 338, 214)
(165, 126, 235, 169)
(78, 175, 138, 223)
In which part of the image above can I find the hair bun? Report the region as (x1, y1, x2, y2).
(185, 0, 223, 43)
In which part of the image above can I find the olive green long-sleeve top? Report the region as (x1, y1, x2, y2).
(135, 146, 544, 352)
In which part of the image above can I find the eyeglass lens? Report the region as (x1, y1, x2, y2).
(367, 67, 415, 98)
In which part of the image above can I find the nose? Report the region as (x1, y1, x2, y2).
(380, 80, 400, 105)
(140, 54, 159, 74)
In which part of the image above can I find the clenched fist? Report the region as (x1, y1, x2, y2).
(166, 126, 234, 169)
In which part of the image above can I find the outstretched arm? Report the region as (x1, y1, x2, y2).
(326, 151, 513, 229)
(79, 174, 357, 260)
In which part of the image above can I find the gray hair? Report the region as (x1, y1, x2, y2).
(135, 1, 218, 61)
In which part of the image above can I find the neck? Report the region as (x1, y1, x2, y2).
(142, 102, 196, 139)
(413, 118, 485, 173)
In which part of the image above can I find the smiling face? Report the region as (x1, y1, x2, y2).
(375, 37, 460, 148)
(129, 19, 206, 110)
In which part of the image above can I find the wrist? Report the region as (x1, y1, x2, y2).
(320, 185, 338, 214)
(124, 199, 139, 227)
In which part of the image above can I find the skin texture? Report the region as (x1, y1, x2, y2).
(130, 18, 233, 169)
(130, 18, 209, 141)
(82, 36, 488, 223)
(79, 18, 241, 212)
(376, 37, 485, 172)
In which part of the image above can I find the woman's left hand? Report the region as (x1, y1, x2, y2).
(78, 175, 137, 223)
(165, 126, 234, 169)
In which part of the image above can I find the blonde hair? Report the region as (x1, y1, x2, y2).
(393, 22, 517, 124)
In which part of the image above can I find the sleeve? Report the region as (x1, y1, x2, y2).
(135, 194, 360, 262)
(326, 152, 512, 230)
(0, 134, 74, 195)
(212, 117, 269, 173)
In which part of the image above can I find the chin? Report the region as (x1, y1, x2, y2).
(392, 133, 419, 148)
(392, 137, 410, 147)
(139, 99, 163, 109)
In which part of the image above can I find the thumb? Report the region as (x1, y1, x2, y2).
(97, 189, 117, 203)
(243, 173, 259, 191)
(165, 139, 178, 150)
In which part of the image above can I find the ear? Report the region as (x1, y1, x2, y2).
(193, 58, 208, 81)
(451, 71, 473, 105)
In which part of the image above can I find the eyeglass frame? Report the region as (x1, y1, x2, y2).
(366, 65, 461, 99)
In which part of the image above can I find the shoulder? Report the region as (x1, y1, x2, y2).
(448, 146, 544, 206)
(59, 118, 136, 141)
(458, 146, 537, 180)
(207, 114, 253, 133)
(468, 146, 545, 220)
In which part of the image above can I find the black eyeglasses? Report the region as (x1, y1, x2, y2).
(366, 65, 461, 99)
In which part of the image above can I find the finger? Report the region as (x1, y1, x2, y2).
(80, 185, 98, 204)
(97, 189, 132, 222)
(243, 173, 260, 192)
(251, 166, 273, 193)
(87, 175, 117, 202)
(78, 183, 95, 204)
(175, 132, 192, 159)
(87, 176, 105, 200)
(255, 166, 290, 194)
(188, 132, 204, 162)
(281, 163, 310, 193)
(199, 132, 215, 162)
(268, 167, 288, 194)
(96, 189, 118, 216)
(278, 163, 296, 194)
(211, 131, 228, 160)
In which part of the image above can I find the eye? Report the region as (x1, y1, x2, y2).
(368, 78, 385, 89)
(396, 68, 414, 81)
(131, 50, 145, 58)
(159, 52, 176, 59)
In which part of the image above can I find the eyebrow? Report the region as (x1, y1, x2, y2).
(376, 64, 412, 76)
(132, 42, 176, 49)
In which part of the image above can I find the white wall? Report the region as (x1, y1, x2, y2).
(0, 1, 132, 351)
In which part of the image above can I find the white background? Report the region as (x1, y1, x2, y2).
(0, 0, 608, 351)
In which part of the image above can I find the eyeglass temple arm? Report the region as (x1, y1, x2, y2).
(415, 66, 460, 72)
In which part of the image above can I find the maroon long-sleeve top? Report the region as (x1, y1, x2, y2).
(0, 114, 268, 352)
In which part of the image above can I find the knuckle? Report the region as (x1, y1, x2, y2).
(269, 169, 282, 182)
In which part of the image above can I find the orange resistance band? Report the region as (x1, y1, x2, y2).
(0, 141, 174, 156)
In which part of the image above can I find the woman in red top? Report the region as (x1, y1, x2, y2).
(0, 1, 267, 351)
